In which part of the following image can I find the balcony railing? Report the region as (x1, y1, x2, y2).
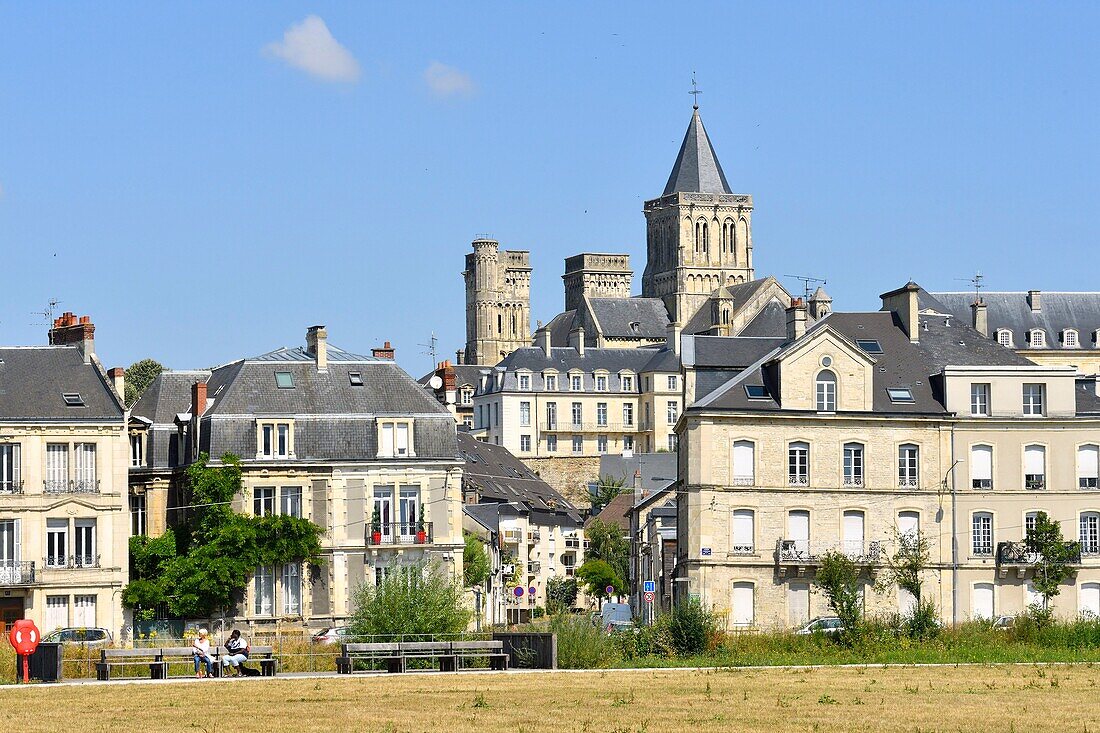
(0, 561, 36, 586)
(1081, 478, 1099, 490)
(44, 555, 101, 569)
(731, 475, 755, 487)
(788, 474, 809, 487)
(729, 544, 755, 556)
(564, 537, 580, 550)
(528, 530, 541, 543)
(842, 477, 864, 488)
(365, 522, 434, 546)
(543, 422, 640, 434)
(775, 539, 884, 567)
(0, 480, 24, 494)
(44, 479, 101, 494)
(1025, 475, 1046, 491)
(996, 541, 1081, 567)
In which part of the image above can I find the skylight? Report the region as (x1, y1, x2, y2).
(856, 339, 883, 354)
(348, 371, 363, 386)
(744, 385, 769, 399)
(62, 392, 85, 407)
(887, 387, 915, 403)
(274, 371, 295, 389)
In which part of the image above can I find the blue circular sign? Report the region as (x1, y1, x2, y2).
(513, 586, 524, 597)
(528, 586, 536, 596)
(605, 585, 615, 595)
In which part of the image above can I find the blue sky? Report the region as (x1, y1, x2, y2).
(2, 3, 1099, 375)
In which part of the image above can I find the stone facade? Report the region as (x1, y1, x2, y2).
(464, 238, 532, 366)
(563, 253, 633, 312)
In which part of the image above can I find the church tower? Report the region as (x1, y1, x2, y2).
(641, 105, 754, 325)
(463, 237, 532, 365)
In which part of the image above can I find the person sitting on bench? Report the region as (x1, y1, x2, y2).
(221, 629, 249, 677)
(192, 628, 214, 678)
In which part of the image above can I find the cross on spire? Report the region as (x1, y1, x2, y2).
(689, 72, 701, 110)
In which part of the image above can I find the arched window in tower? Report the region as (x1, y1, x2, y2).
(695, 219, 708, 255)
(512, 312, 517, 337)
(722, 219, 735, 255)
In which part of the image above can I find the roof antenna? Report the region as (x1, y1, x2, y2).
(689, 72, 701, 110)
(784, 274, 827, 302)
(955, 272, 985, 302)
(30, 297, 61, 328)
(419, 332, 438, 366)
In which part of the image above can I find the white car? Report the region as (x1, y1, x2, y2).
(795, 617, 844, 636)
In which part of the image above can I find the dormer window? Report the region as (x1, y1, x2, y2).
(1063, 329, 1080, 348)
(544, 373, 558, 391)
(1028, 329, 1047, 349)
(815, 370, 837, 412)
(997, 329, 1014, 348)
(258, 420, 293, 459)
(460, 387, 473, 405)
(887, 388, 915, 404)
(379, 420, 414, 458)
(63, 393, 85, 407)
(275, 371, 295, 389)
(595, 374, 608, 392)
(570, 374, 583, 392)
(620, 374, 634, 392)
(518, 373, 531, 391)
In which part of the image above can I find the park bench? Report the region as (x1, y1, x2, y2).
(336, 642, 403, 674)
(336, 641, 509, 674)
(96, 648, 165, 681)
(452, 640, 509, 671)
(219, 644, 279, 677)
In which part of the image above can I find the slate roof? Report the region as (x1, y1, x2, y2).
(587, 298, 669, 339)
(598, 452, 677, 497)
(663, 108, 732, 195)
(464, 501, 583, 533)
(1076, 378, 1100, 415)
(131, 370, 210, 425)
(417, 364, 486, 390)
(738, 301, 788, 337)
(930, 291, 1100, 351)
(248, 344, 379, 363)
(545, 310, 577, 346)
(0, 346, 124, 421)
(458, 433, 578, 515)
(485, 346, 678, 394)
(683, 335, 787, 402)
(585, 490, 633, 532)
(682, 278, 777, 335)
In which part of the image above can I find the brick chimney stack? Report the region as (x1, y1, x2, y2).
(49, 312, 96, 364)
(306, 325, 328, 373)
(192, 381, 207, 417)
(372, 341, 395, 360)
(785, 299, 808, 341)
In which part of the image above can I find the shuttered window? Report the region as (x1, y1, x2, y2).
(731, 582, 754, 627)
(730, 510, 754, 554)
(732, 441, 754, 485)
(971, 445, 993, 489)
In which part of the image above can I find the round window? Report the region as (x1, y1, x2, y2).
(820, 355, 833, 367)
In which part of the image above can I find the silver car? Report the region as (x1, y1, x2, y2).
(795, 617, 844, 636)
(42, 627, 113, 647)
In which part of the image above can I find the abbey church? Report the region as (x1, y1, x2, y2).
(460, 104, 830, 367)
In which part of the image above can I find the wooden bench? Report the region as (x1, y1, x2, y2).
(398, 641, 457, 672)
(452, 640, 509, 671)
(96, 648, 165, 681)
(337, 642, 402, 674)
(235, 645, 278, 677)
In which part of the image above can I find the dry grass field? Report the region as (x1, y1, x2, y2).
(0, 665, 1096, 732)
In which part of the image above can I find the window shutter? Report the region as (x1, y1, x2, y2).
(1025, 445, 1045, 475)
(12, 444, 19, 484)
(732, 510, 754, 547)
(897, 511, 919, 538)
(843, 511, 865, 550)
(788, 510, 810, 543)
(732, 441, 754, 480)
(973, 583, 994, 619)
(396, 424, 409, 455)
(731, 582, 754, 626)
(381, 424, 394, 457)
(1078, 445, 1099, 479)
(13, 518, 20, 563)
(971, 446, 992, 480)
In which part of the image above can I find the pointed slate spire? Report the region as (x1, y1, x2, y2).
(662, 107, 732, 196)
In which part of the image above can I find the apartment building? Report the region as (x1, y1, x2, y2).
(676, 283, 1100, 628)
(0, 314, 128, 634)
(459, 434, 586, 624)
(472, 326, 682, 458)
(129, 326, 464, 628)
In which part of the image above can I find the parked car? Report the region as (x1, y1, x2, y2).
(603, 619, 639, 635)
(42, 627, 113, 646)
(991, 615, 1016, 631)
(795, 617, 845, 636)
(312, 626, 355, 644)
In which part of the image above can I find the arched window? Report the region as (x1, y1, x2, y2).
(788, 443, 809, 485)
(695, 219, 708, 254)
(898, 444, 920, 487)
(843, 443, 864, 486)
(997, 329, 1013, 348)
(1064, 329, 1080, 348)
(722, 219, 735, 254)
(732, 440, 755, 485)
(1028, 329, 1047, 348)
(971, 444, 993, 489)
(1024, 444, 1046, 490)
(815, 370, 837, 412)
(972, 511, 994, 556)
(730, 509, 755, 554)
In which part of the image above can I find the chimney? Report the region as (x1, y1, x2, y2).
(191, 381, 207, 418)
(633, 468, 643, 502)
(666, 321, 682, 356)
(536, 325, 552, 358)
(108, 367, 126, 403)
(441, 361, 456, 392)
(785, 299, 808, 341)
(372, 341, 395, 360)
(1028, 290, 1042, 312)
(569, 326, 585, 356)
(455, 349, 465, 366)
(971, 299, 989, 337)
(49, 312, 96, 364)
(306, 325, 328, 372)
(880, 281, 921, 343)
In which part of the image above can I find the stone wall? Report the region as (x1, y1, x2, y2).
(521, 456, 601, 509)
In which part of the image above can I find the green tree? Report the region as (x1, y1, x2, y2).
(546, 577, 579, 614)
(592, 474, 626, 512)
(877, 528, 937, 638)
(463, 532, 490, 588)
(348, 561, 471, 637)
(814, 550, 863, 644)
(583, 519, 629, 590)
(125, 358, 165, 405)
(1026, 511, 1081, 617)
(576, 559, 624, 601)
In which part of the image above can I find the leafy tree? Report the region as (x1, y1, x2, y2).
(348, 561, 470, 637)
(814, 550, 863, 644)
(584, 519, 629, 590)
(463, 532, 490, 588)
(546, 577, 579, 614)
(125, 358, 165, 405)
(576, 559, 624, 601)
(1026, 511, 1081, 617)
(877, 528, 937, 639)
(592, 474, 627, 512)
(668, 598, 719, 656)
(121, 453, 323, 618)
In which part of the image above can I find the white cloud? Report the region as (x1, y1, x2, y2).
(423, 61, 475, 99)
(263, 15, 360, 83)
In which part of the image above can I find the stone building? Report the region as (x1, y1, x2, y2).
(129, 326, 464, 629)
(418, 360, 484, 430)
(0, 313, 129, 636)
(463, 237, 532, 366)
(676, 284, 1100, 628)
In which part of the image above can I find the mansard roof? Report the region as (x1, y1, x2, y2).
(930, 290, 1100, 349)
(0, 346, 124, 421)
(131, 369, 210, 425)
(458, 433, 579, 517)
(587, 297, 669, 339)
(663, 108, 732, 195)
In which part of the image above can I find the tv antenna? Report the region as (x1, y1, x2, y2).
(419, 332, 439, 365)
(784, 274, 827, 302)
(31, 298, 61, 327)
(955, 272, 985, 301)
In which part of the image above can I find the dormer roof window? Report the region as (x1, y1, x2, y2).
(996, 329, 1014, 348)
(63, 392, 85, 407)
(275, 371, 295, 388)
(1063, 329, 1079, 348)
(1028, 329, 1047, 348)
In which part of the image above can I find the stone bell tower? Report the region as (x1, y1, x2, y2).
(463, 237, 532, 365)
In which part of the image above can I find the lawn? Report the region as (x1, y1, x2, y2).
(0, 665, 1096, 732)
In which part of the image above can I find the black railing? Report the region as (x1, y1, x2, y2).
(0, 480, 24, 494)
(43, 554, 101, 569)
(366, 522, 434, 546)
(775, 539, 884, 564)
(996, 541, 1081, 566)
(0, 561, 36, 585)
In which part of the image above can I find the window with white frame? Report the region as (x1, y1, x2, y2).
(971, 444, 993, 489)
(571, 435, 583, 454)
(1064, 329, 1080, 348)
(520, 401, 531, 426)
(787, 510, 810, 556)
(997, 329, 1013, 348)
(897, 511, 920, 542)
(259, 422, 292, 459)
(622, 403, 634, 426)
(843, 510, 866, 557)
(46, 443, 69, 493)
(570, 374, 583, 391)
(546, 434, 558, 453)
(597, 435, 608, 453)
(0, 444, 20, 493)
(622, 435, 633, 451)
(282, 562, 301, 615)
(571, 402, 582, 427)
(732, 440, 755, 485)
(972, 512, 993, 556)
(666, 400, 678, 425)
(843, 443, 864, 487)
(518, 373, 531, 391)
(46, 519, 67, 567)
(731, 582, 754, 627)
(1023, 383, 1045, 416)
(667, 375, 678, 391)
(546, 402, 557, 429)
(898, 444, 919, 487)
(595, 374, 608, 392)
(621, 374, 634, 392)
(970, 383, 990, 416)
(255, 565, 275, 616)
(1079, 445, 1099, 489)
(74, 519, 96, 567)
(1024, 444, 1046, 489)
(130, 434, 144, 467)
(972, 582, 995, 620)
(815, 370, 837, 412)
(1025, 510, 1040, 539)
(460, 388, 474, 405)
(788, 442, 809, 485)
(281, 486, 302, 518)
(667, 435, 677, 451)
(596, 402, 608, 427)
(520, 435, 532, 452)
(130, 493, 147, 537)
(1029, 329, 1047, 348)
(1081, 512, 1100, 556)
(730, 509, 754, 554)
(254, 487, 276, 516)
(544, 374, 558, 391)
(72, 443, 96, 493)
(379, 421, 413, 458)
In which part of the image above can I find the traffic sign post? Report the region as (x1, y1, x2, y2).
(644, 591, 655, 603)
(643, 580, 656, 594)
(9, 619, 40, 684)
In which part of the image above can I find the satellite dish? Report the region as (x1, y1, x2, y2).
(428, 375, 443, 389)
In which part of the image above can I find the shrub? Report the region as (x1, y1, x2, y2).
(668, 598, 721, 656)
(906, 598, 941, 640)
(348, 561, 470, 638)
(815, 550, 863, 644)
(549, 614, 620, 669)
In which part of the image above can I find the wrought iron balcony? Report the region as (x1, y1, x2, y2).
(44, 479, 101, 494)
(0, 561, 36, 586)
(775, 539, 884, 576)
(788, 474, 809, 487)
(898, 477, 919, 489)
(44, 555, 101, 569)
(0, 480, 24, 494)
(564, 536, 581, 550)
(1025, 475, 1046, 491)
(365, 522, 434, 546)
(996, 541, 1081, 567)
(731, 475, 755, 487)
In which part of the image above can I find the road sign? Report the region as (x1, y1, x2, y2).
(643, 580, 656, 594)
(528, 586, 536, 596)
(644, 591, 655, 603)
(701, 547, 712, 556)
(605, 585, 615, 595)
(513, 586, 524, 597)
